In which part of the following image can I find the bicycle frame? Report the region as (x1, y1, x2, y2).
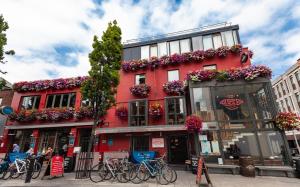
(140, 160, 159, 176)
(14, 159, 26, 174)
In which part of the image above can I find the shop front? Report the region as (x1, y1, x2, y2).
(189, 78, 292, 166)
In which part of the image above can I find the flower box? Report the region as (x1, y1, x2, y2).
(163, 80, 185, 95)
(129, 84, 151, 97)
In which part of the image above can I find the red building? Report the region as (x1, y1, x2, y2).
(2, 23, 290, 168)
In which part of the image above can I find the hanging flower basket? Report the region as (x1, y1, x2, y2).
(149, 103, 163, 120)
(275, 112, 300, 131)
(185, 115, 203, 132)
(129, 84, 151, 97)
(204, 49, 216, 58)
(163, 80, 185, 95)
(115, 106, 128, 120)
(230, 44, 243, 54)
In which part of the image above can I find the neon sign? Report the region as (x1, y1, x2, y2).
(219, 98, 244, 110)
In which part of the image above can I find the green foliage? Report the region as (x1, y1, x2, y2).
(81, 20, 122, 118)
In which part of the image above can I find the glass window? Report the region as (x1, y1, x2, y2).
(141, 45, 149, 59)
(290, 76, 296, 90)
(257, 121, 275, 129)
(280, 100, 286, 112)
(135, 74, 145, 85)
(257, 131, 286, 165)
(61, 94, 69, 107)
(232, 30, 238, 44)
(285, 98, 291, 112)
(20, 96, 41, 110)
(150, 45, 158, 57)
(46, 93, 76, 108)
(289, 96, 295, 110)
(168, 70, 179, 81)
(203, 65, 216, 70)
(199, 131, 220, 156)
(295, 71, 300, 87)
(214, 86, 250, 121)
(276, 85, 281, 97)
(180, 39, 191, 53)
(166, 97, 185, 125)
(221, 131, 260, 165)
(296, 93, 300, 109)
(81, 99, 91, 107)
(219, 122, 253, 130)
(193, 88, 215, 121)
(192, 36, 203, 51)
(212, 34, 223, 49)
(280, 82, 286, 95)
(169, 41, 180, 55)
(284, 80, 289, 93)
(132, 136, 149, 151)
(203, 35, 213, 50)
(158, 42, 168, 57)
(129, 100, 147, 126)
(54, 95, 61, 108)
(222, 31, 235, 47)
(69, 93, 76, 108)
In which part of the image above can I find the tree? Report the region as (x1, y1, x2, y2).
(81, 20, 122, 156)
(0, 14, 15, 89)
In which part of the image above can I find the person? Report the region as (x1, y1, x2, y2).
(62, 143, 68, 156)
(12, 144, 20, 153)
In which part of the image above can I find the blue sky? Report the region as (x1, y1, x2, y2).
(0, 0, 300, 83)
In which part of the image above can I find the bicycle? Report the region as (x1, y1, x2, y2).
(0, 159, 9, 179)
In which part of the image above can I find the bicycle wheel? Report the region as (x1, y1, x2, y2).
(31, 162, 41, 179)
(162, 165, 177, 183)
(0, 169, 5, 179)
(116, 163, 130, 183)
(100, 164, 113, 181)
(2, 169, 12, 180)
(89, 164, 104, 183)
(155, 166, 172, 185)
(129, 164, 144, 184)
(9, 165, 21, 179)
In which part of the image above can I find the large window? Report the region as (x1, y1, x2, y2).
(141, 46, 149, 59)
(203, 35, 213, 50)
(199, 131, 220, 156)
(158, 42, 168, 57)
(179, 39, 191, 53)
(295, 71, 300, 87)
(192, 87, 215, 121)
(169, 41, 180, 55)
(203, 65, 216, 70)
(222, 30, 237, 47)
(167, 70, 179, 81)
(131, 136, 149, 151)
(150, 45, 158, 57)
(192, 36, 203, 51)
(212, 34, 223, 49)
(290, 76, 296, 90)
(135, 74, 145, 85)
(165, 97, 185, 125)
(129, 100, 147, 126)
(46, 93, 76, 108)
(20, 96, 41, 110)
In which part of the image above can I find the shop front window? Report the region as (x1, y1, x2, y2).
(221, 131, 260, 165)
(132, 136, 149, 151)
(214, 86, 250, 121)
(199, 131, 220, 156)
(129, 100, 147, 126)
(165, 97, 185, 125)
(46, 93, 76, 108)
(20, 95, 41, 110)
(257, 131, 286, 165)
(192, 87, 215, 121)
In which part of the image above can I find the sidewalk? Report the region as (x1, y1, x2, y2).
(0, 171, 299, 187)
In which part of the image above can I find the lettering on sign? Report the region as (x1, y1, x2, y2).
(219, 98, 244, 110)
(152, 138, 164, 148)
(50, 156, 64, 177)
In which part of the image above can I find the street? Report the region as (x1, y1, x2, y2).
(0, 171, 300, 187)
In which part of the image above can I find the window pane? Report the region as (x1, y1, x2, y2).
(69, 93, 76, 108)
(34, 96, 40, 109)
(166, 97, 185, 125)
(232, 30, 238, 44)
(141, 46, 149, 59)
(150, 45, 158, 57)
(221, 132, 260, 165)
(213, 34, 222, 49)
(130, 100, 146, 126)
(61, 94, 69, 107)
(20, 96, 34, 110)
(54, 95, 61, 108)
(135, 74, 145, 85)
(203, 35, 213, 50)
(193, 88, 215, 121)
(169, 41, 180, 55)
(200, 131, 220, 156)
(223, 31, 235, 47)
(257, 131, 286, 165)
(192, 36, 203, 51)
(203, 65, 216, 70)
(168, 70, 179, 81)
(132, 136, 149, 151)
(46, 95, 54, 108)
(180, 39, 191, 53)
(158, 42, 168, 57)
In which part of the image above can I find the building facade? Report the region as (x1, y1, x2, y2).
(272, 59, 300, 155)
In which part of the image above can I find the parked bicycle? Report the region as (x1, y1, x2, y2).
(0, 158, 9, 179)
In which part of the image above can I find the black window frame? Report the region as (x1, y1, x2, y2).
(128, 99, 148, 126)
(165, 96, 186, 125)
(131, 136, 150, 151)
(46, 92, 76, 108)
(19, 95, 41, 110)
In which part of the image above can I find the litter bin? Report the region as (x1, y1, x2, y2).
(295, 158, 300, 178)
(239, 156, 255, 177)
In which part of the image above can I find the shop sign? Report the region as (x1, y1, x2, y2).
(152, 138, 164, 148)
(219, 98, 244, 110)
(50, 156, 64, 177)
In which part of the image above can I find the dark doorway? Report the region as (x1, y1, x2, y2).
(79, 128, 92, 152)
(168, 135, 188, 164)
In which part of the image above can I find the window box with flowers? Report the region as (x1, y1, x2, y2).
(163, 80, 186, 96)
(129, 84, 151, 97)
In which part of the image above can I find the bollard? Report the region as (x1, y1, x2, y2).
(25, 155, 35, 183)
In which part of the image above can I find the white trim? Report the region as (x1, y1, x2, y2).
(5, 121, 93, 130)
(95, 125, 186, 134)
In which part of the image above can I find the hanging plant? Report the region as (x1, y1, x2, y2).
(163, 80, 185, 95)
(204, 49, 216, 58)
(149, 56, 160, 70)
(275, 112, 300, 131)
(74, 107, 93, 120)
(230, 44, 243, 54)
(129, 84, 151, 97)
(149, 103, 163, 120)
(115, 106, 128, 120)
(185, 115, 203, 132)
(216, 46, 230, 57)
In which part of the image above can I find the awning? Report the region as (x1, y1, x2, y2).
(5, 121, 93, 130)
(95, 125, 186, 134)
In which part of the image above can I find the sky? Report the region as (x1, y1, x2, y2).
(0, 0, 300, 83)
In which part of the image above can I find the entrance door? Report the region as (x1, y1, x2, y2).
(168, 135, 188, 164)
(79, 129, 91, 152)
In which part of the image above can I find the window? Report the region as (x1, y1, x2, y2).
(141, 46, 149, 59)
(46, 93, 76, 108)
(203, 35, 213, 50)
(203, 65, 216, 70)
(192, 88, 215, 121)
(158, 42, 168, 57)
(296, 93, 300, 108)
(0, 97, 2, 105)
(131, 136, 149, 151)
(284, 80, 289, 93)
(285, 98, 291, 112)
(280, 100, 285, 112)
(276, 85, 282, 97)
(135, 74, 145, 85)
(150, 45, 158, 57)
(167, 70, 179, 81)
(212, 34, 223, 49)
(199, 131, 220, 156)
(19, 96, 41, 110)
(280, 82, 286, 95)
(81, 99, 91, 107)
(180, 39, 191, 53)
(192, 36, 203, 51)
(289, 96, 295, 110)
(295, 71, 300, 87)
(169, 41, 180, 55)
(290, 76, 296, 90)
(222, 31, 235, 47)
(129, 100, 147, 126)
(165, 97, 185, 125)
